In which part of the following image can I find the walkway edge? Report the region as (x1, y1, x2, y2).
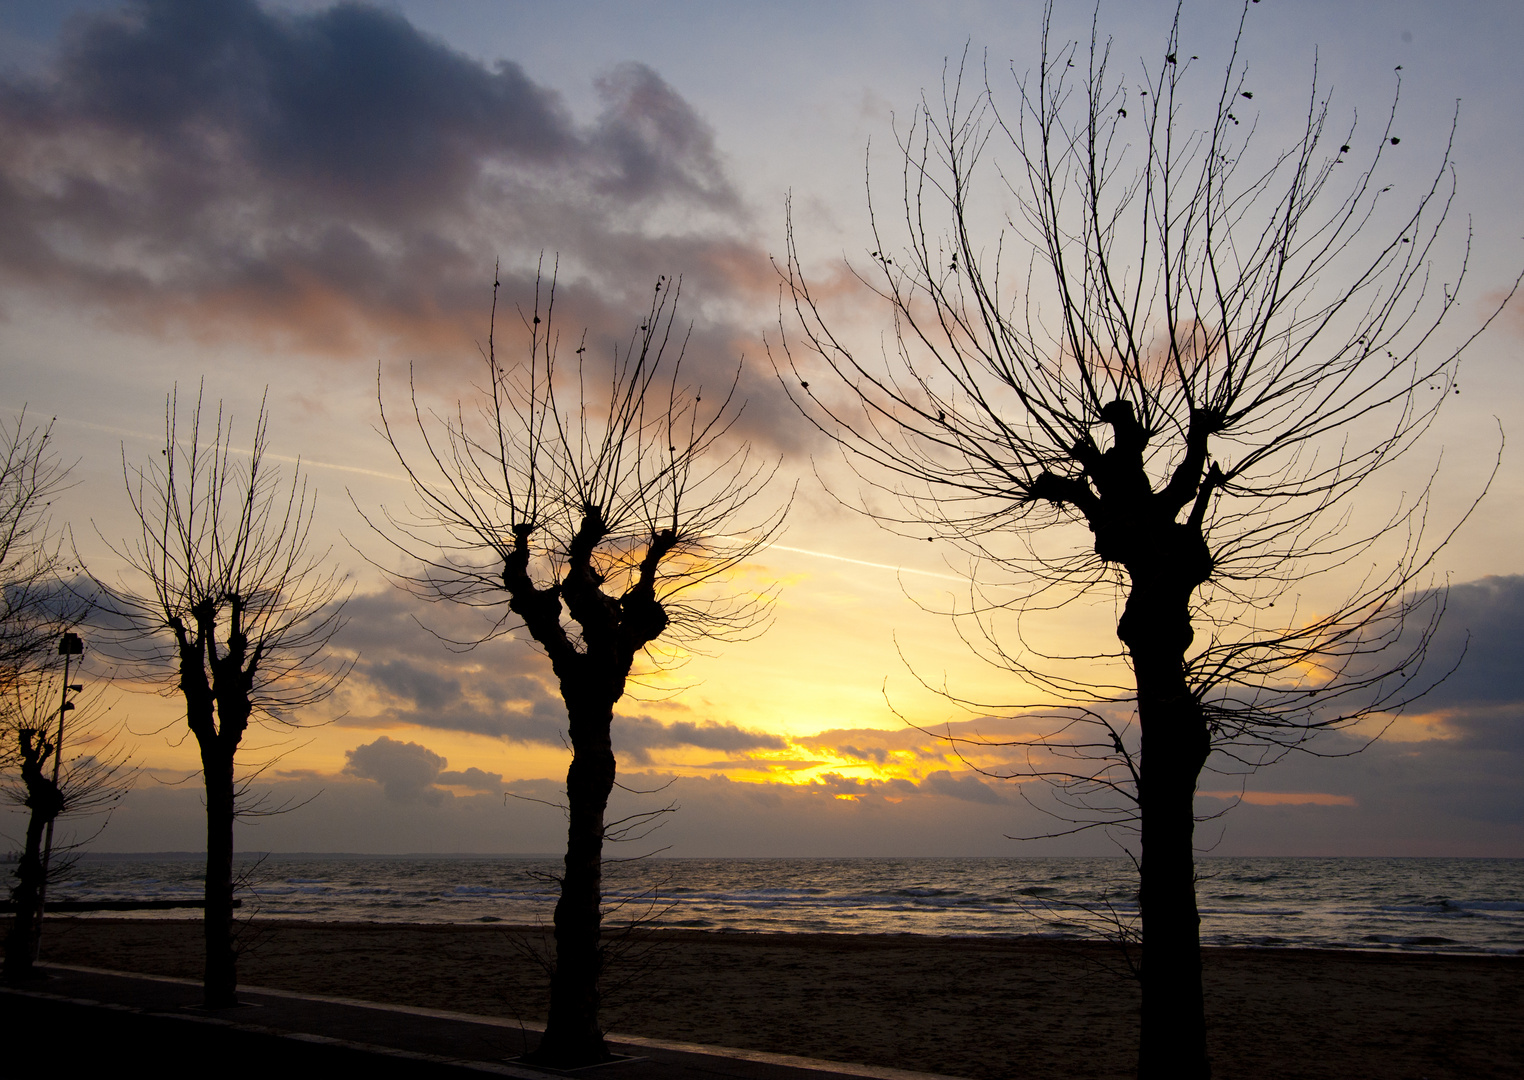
(1, 982, 544, 1077)
(38, 963, 967, 1080)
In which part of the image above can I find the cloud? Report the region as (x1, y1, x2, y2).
(342, 734, 505, 804)
(758, 769, 1010, 806)
(588, 62, 738, 209)
(1351, 575, 1524, 759)
(343, 735, 449, 804)
(47, 1, 573, 213)
(331, 588, 795, 761)
(1199, 790, 1357, 807)
(366, 659, 463, 712)
(1179, 575, 1524, 851)
(613, 714, 787, 765)
(51, 767, 1077, 857)
(835, 744, 889, 763)
(1416, 576, 1524, 707)
(29, 747, 1523, 857)
(0, 0, 771, 368)
(918, 769, 1010, 805)
(1485, 285, 1524, 342)
(437, 766, 505, 793)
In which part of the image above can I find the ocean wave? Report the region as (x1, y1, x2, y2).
(41, 855, 1524, 953)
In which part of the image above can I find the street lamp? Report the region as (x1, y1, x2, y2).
(36, 631, 84, 932)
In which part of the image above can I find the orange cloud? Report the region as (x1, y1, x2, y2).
(1480, 286, 1524, 341)
(1199, 790, 1356, 806)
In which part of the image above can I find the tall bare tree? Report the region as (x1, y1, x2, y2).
(97, 389, 350, 1007)
(373, 270, 784, 1066)
(774, 4, 1519, 1076)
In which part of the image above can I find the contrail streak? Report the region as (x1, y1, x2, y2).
(767, 543, 966, 583)
(38, 411, 966, 580)
(33, 413, 410, 482)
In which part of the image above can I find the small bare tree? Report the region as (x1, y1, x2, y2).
(774, 3, 1519, 1077)
(373, 269, 784, 1066)
(96, 389, 350, 1007)
(3, 666, 130, 980)
(0, 410, 109, 981)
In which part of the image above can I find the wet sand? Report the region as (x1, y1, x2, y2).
(22, 918, 1524, 1079)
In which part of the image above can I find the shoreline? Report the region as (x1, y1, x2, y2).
(36, 910, 1524, 958)
(13, 917, 1522, 1079)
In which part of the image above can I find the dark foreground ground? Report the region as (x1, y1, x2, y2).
(1, 964, 905, 1080)
(1, 988, 483, 1078)
(5, 918, 1522, 1079)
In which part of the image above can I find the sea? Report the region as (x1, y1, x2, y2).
(30, 855, 1524, 955)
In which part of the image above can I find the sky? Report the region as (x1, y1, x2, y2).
(2, 0, 1523, 857)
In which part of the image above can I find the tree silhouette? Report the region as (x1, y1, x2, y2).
(773, 4, 1519, 1077)
(373, 270, 784, 1067)
(0, 411, 114, 980)
(3, 665, 129, 980)
(0, 412, 80, 676)
(96, 389, 350, 1007)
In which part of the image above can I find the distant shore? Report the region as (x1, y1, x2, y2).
(20, 918, 1524, 1080)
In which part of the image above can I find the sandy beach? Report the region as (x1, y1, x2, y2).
(12, 917, 1519, 1079)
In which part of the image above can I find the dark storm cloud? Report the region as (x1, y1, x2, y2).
(1356, 575, 1524, 757)
(43, 0, 573, 212)
(1415, 575, 1524, 707)
(0, 0, 771, 368)
(1179, 575, 1524, 850)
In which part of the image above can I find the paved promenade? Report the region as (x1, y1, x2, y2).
(0, 963, 960, 1080)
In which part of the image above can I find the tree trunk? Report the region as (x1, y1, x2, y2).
(202, 739, 238, 1008)
(4, 732, 63, 982)
(532, 699, 617, 1067)
(1136, 726, 1209, 1079)
(1123, 577, 1212, 1080)
(3, 800, 54, 980)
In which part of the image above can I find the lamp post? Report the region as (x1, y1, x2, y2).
(34, 631, 83, 932)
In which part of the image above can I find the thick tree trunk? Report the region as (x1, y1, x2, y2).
(3, 802, 54, 980)
(202, 740, 238, 1008)
(1123, 576, 1212, 1080)
(532, 699, 617, 1067)
(1136, 714, 1209, 1079)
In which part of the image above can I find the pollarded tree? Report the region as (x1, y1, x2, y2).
(774, 3, 1519, 1077)
(374, 270, 784, 1067)
(97, 389, 350, 1007)
(0, 410, 111, 980)
(3, 666, 130, 980)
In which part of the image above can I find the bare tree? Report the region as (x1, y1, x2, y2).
(0, 411, 113, 980)
(3, 665, 130, 980)
(773, 4, 1519, 1077)
(95, 389, 350, 1007)
(372, 269, 784, 1067)
(0, 412, 82, 676)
